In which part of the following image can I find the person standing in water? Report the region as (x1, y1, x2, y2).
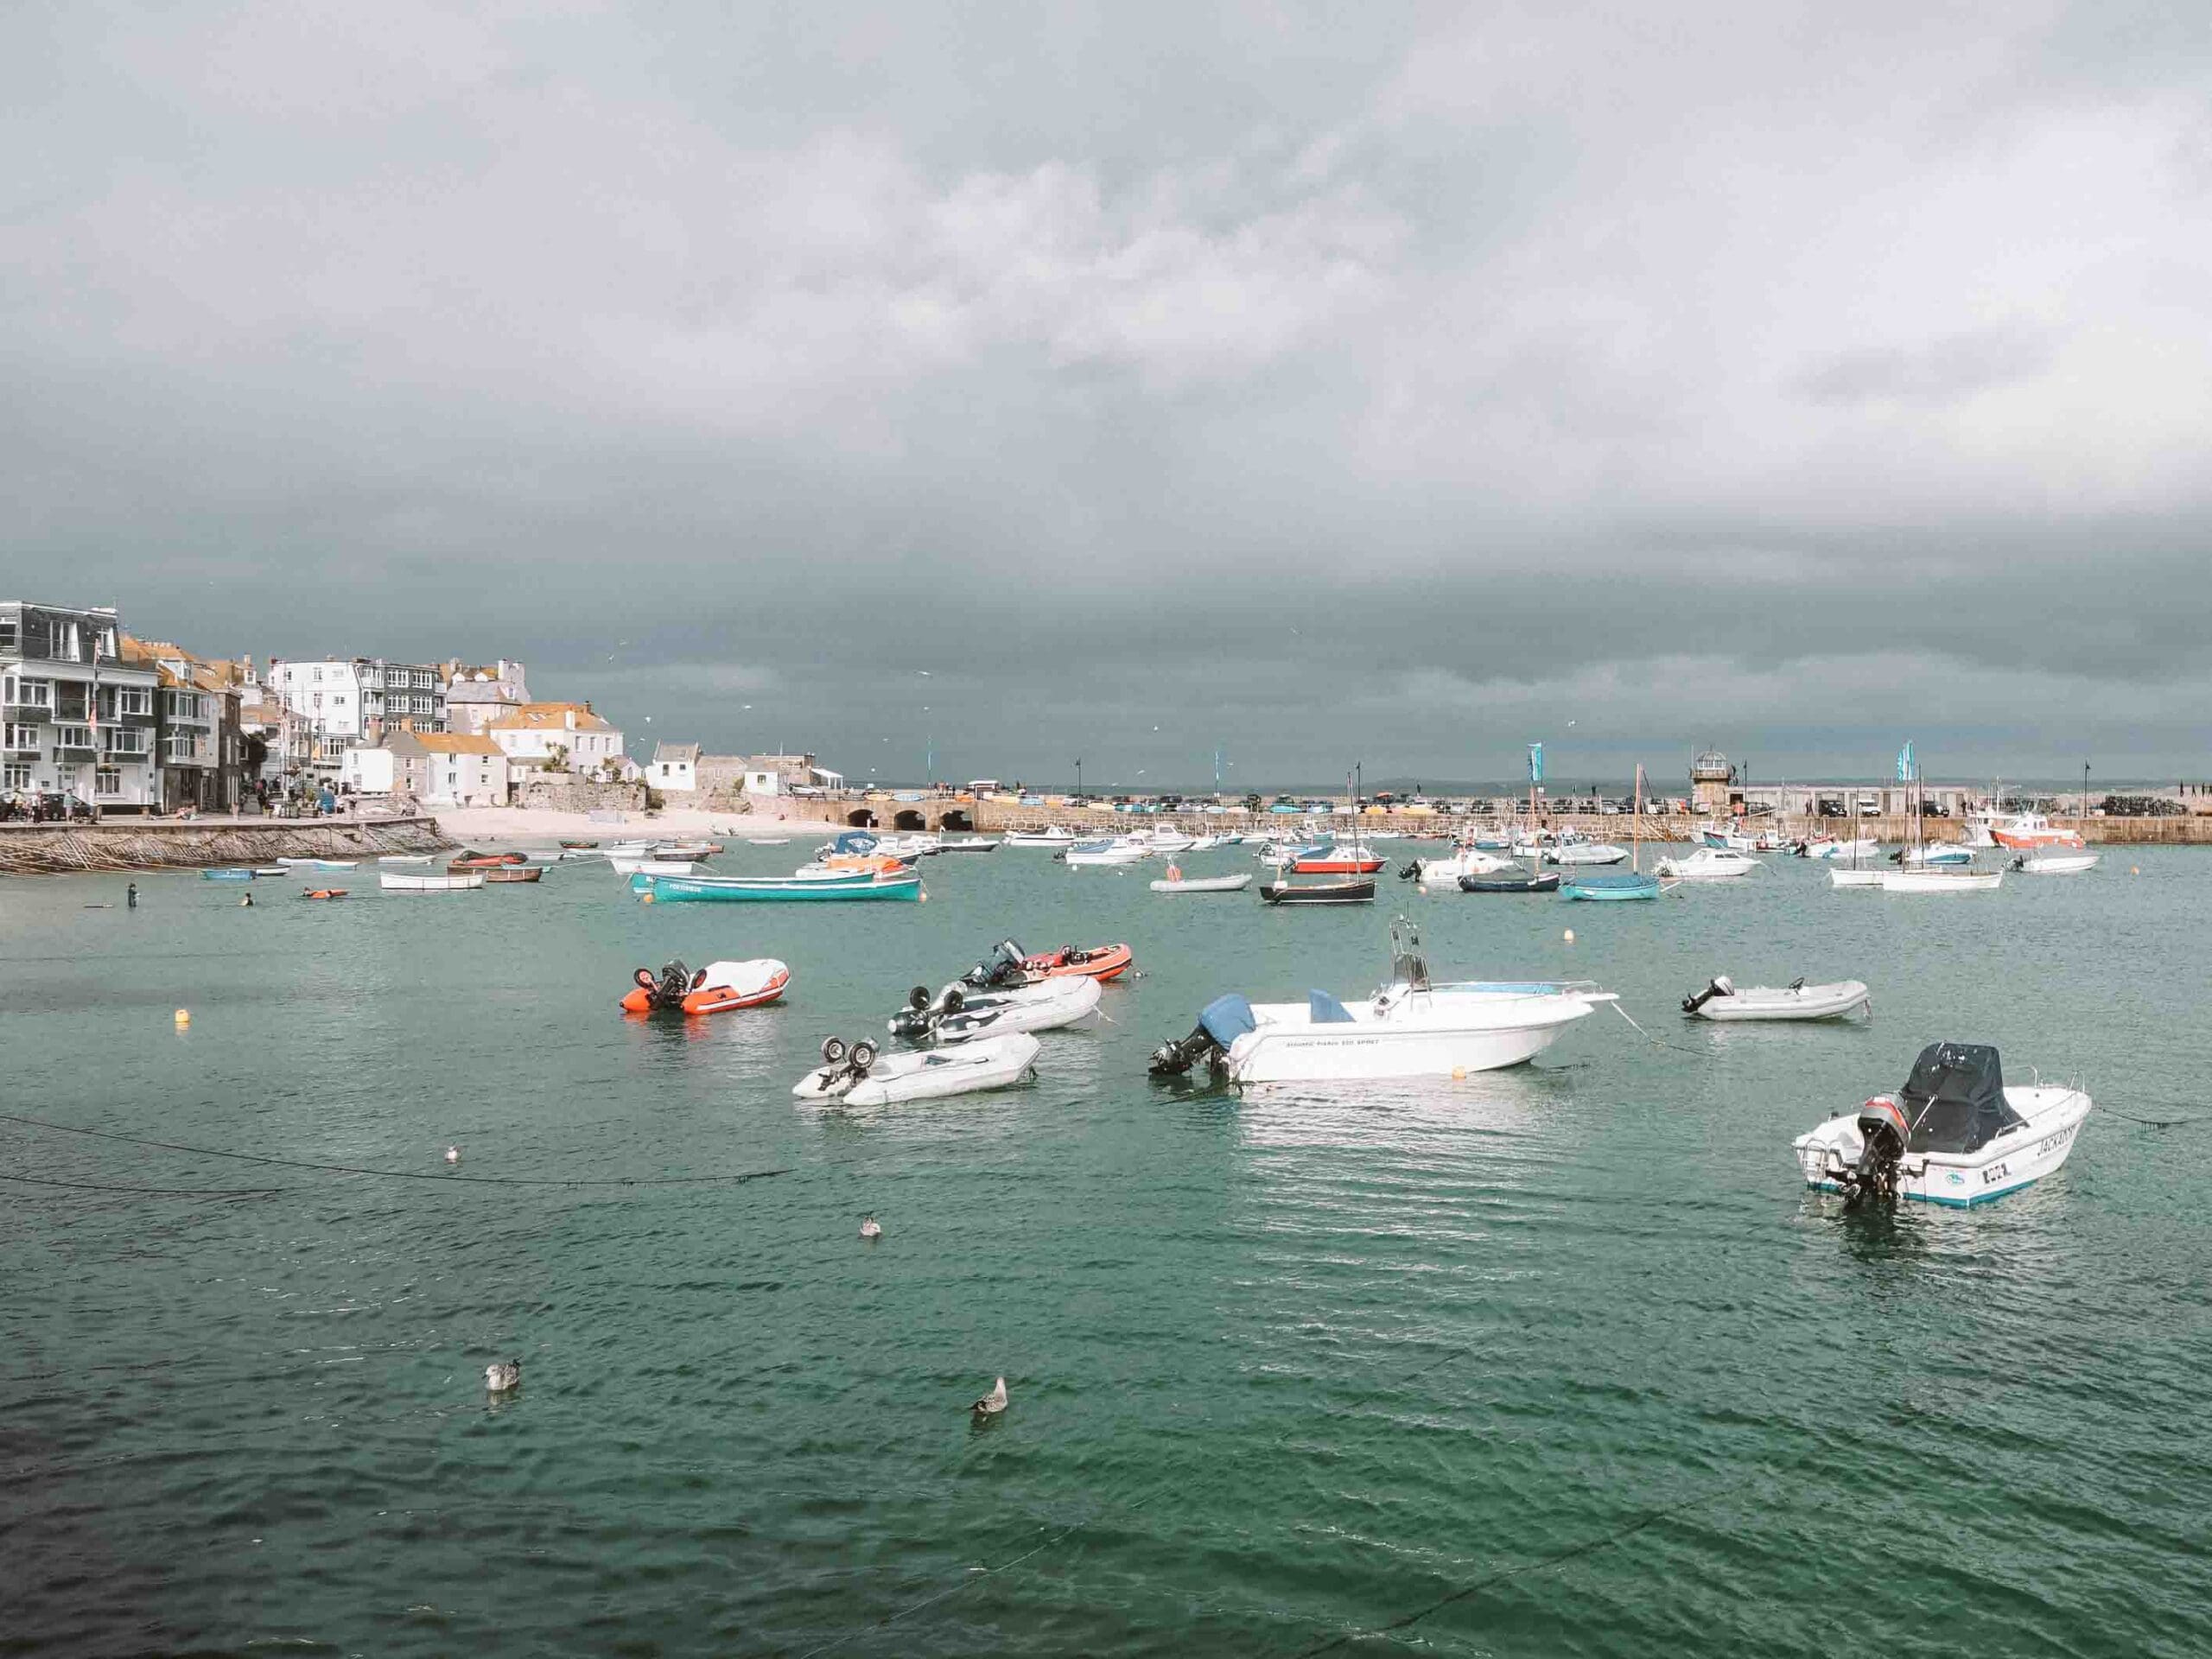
(126, 881, 137, 910)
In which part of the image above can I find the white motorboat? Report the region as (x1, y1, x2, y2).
(1654, 848, 1760, 880)
(1901, 843, 1974, 866)
(1791, 1041, 2090, 1206)
(1699, 823, 1760, 853)
(1149, 873, 1253, 893)
(1802, 836, 1880, 861)
(379, 870, 484, 893)
(1882, 867, 2002, 893)
(609, 855, 702, 876)
(938, 837, 1001, 854)
(793, 1033, 1040, 1105)
(1182, 834, 1223, 853)
(1407, 848, 1514, 887)
(1141, 830, 1197, 855)
(1005, 826, 1075, 848)
(888, 973, 1103, 1044)
(1545, 842, 1629, 867)
(2012, 852, 2100, 875)
(1061, 837, 1147, 867)
(1149, 924, 1614, 1084)
(1681, 975, 1870, 1021)
(1828, 867, 1885, 889)
(1991, 811, 2086, 852)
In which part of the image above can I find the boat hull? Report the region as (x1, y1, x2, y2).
(1881, 869, 2002, 893)
(1150, 874, 1253, 893)
(793, 1033, 1039, 1104)
(635, 872, 923, 902)
(1688, 980, 1870, 1021)
(1261, 880, 1376, 905)
(1226, 991, 1610, 1084)
(1562, 874, 1660, 900)
(1459, 872, 1561, 893)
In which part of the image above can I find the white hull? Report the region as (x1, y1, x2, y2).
(1150, 874, 1253, 893)
(1064, 846, 1147, 866)
(1806, 837, 1881, 860)
(896, 975, 1102, 1043)
(1005, 829, 1075, 848)
(1224, 983, 1615, 1084)
(1414, 850, 1513, 886)
(938, 838, 1001, 853)
(1794, 1084, 2090, 1205)
(610, 856, 702, 876)
(1882, 868, 2002, 893)
(1902, 845, 1973, 866)
(379, 872, 484, 892)
(795, 1033, 1040, 1104)
(1546, 844, 1629, 867)
(1656, 849, 1760, 880)
(2016, 853, 2099, 874)
(1688, 980, 1870, 1021)
(1828, 868, 1885, 888)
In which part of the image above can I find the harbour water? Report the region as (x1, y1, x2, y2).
(4, 843, 2209, 1655)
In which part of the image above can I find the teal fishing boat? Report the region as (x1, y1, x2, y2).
(633, 871, 924, 904)
(201, 868, 257, 881)
(1560, 871, 1661, 901)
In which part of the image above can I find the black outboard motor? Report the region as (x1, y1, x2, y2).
(1149, 1024, 1227, 1077)
(1397, 861, 1420, 880)
(1681, 974, 1735, 1014)
(890, 981, 966, 1041)
(631, 958, 695, 1010)
(1843, 1094, 1909, 1205)
(961, 939, 1030, 989)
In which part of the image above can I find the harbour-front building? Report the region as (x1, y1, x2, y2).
(1, 601, 160, 813)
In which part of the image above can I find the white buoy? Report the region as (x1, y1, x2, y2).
(971, 1376, 1007, 1416)
(444, 1146, 461, 1165)
(486, 1358, 520, 1393)
(1563, 929, 1575, 944)
(173, 1008, 190, 1027)
(860, 1215, 882, 1239)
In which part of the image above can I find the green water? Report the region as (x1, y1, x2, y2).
(3, 842, 2209, 1656)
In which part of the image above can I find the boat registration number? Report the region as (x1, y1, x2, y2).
(1981, 1161, 2011, 1186)
(2035, 1124, 2076, 1157)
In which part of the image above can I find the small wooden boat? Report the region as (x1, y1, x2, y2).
(299, 887, 349, 900)
(378, 855, 434, 866)
(1150, 873, 1253, 893)
(480, 864, 543, 882)
(559, 839, 598, 849)
(380, 870, 485, 893)
(448, 851, 528, 869)
(1261, 878, 1376, 905)
(2012, 852, 2100, 875)
(632, 870, 923, 903)
(1458, 871, 1561, 893)
(252, 867, 289, 876)
(608, 855, 702, 876)
(1560, 872, 1661, 901)
(202, 868, 256, 881)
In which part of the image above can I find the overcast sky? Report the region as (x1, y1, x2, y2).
(6, 3, 2209, 787)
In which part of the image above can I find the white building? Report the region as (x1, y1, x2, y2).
(269, 657, 448, 768)
(651, 741, 699, 792)
(410, 732, 509, 806)
(3, 601, 161, 812)
(486, 702, 624, 776)
(443, 658, 531, 735)
(339, 745, 397, 796)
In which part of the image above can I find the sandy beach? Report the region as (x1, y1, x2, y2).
(427, 802, 837, 845)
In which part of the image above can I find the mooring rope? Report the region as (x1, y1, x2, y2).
(1607, 1001, 1712, 1058)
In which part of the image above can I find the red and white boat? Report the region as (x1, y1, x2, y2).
(1021, 942, 1135, 983)
(1990, 812, 2085, 851)
(1289, 841, 1384, 875)
(621, 957, 791, 1015)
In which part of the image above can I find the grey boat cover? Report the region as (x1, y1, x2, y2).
(1900, 1042, 2024, 1155)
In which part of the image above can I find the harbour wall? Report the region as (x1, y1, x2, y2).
(0, 815, 450, 876)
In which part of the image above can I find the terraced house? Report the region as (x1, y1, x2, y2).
(124, 639, 250, 814)
(1, 600, 160, 813)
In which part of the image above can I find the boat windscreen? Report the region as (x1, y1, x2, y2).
(1199, 995, 1259, 1048)
(1307, 989, 1357, 1024)
(1899, 1041, 2022, 1154)
(831, 830, 880, 855)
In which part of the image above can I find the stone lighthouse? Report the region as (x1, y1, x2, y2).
(1691, 748, 1735, 815)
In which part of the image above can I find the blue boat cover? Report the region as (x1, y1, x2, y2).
(1198, 994, 1258, 1048)
(1307, 989, 1357, 1024)
(830, 830, 880, 855)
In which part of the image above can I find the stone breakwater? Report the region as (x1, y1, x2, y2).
(0, 816, 449, 876)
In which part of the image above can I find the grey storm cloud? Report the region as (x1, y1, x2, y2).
(3, 2, 2209, 785)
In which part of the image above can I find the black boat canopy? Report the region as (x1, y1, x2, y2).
(1899, 1042, 2024, 1155)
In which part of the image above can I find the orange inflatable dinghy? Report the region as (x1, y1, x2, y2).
(1020, 942, 1134, 983)
(300, 887, 349, 900)
(621, 957, 791, 1015)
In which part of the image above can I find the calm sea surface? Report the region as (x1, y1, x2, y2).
(3, 838, 2209, 1656)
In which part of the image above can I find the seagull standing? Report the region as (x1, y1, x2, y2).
(971, 1376, 1007, 1417)
(486, 1358, 521, 1393)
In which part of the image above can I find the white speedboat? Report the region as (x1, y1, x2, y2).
(379, 870, 484, 893)
(1699, 823, 1760, 853)
(1802, 836, 1880, 861)
(1150, 872, 1253, 893)
(1149, 925, 1614, 1084)
(1681, 975, 1870, 1021)
(1545, 842, 1629, 867)
(1407, 848, 1514, 887)
(1882, 867, 2002, 893)
(1005, 826, 1075, 848)
(1655, 848, 1760, 880)
(1901, 843, 1974, 866)
(793, 1033, 1040, 1105)
(1061, 837, 1147, 867)
(1792, 1041, 2090, 1206)
(888, 973, 1102, 1044)
(1141, 830, 1197, 855)
(938, 837, 1001, 854)
(2012, 852, 2099, 875)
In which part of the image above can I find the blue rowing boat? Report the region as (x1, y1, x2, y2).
(1560, 872, 1661, 901)
(633, 871, 925, 903)
(202, 868, 257, 881)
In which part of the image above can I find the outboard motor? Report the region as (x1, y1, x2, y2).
(962, 940, 1030, 989)
(1397, 861, 1420, 880)
(1149, 1024, 1227, 1077)
(1681, 974, 1735, 1014)
(1843, 1094, 1910, 1205)
(630, 959, 695, 1010)
(889, 981, 966, 1041)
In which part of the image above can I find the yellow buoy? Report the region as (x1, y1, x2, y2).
(1452, 1066, 1467, 1081)
(2132, 866, 2140, 875)
(1563, 928, 1575, 944)
(173, 1008, 190, 1027)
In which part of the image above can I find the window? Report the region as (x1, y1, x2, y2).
(3, 761, 29, 789)
(0, 614, 16, 652)
(312, 692, 322, 708)
(104, 729, 148, 756)
(168, 690, 204, 721)
(54, 724, 92, 749)
(111, 686, 151, 717)
(4, 723, 35, 749)
(52, 620, 80, 662)
(10, 677, 52, 709)
(96, 766, 122, 796)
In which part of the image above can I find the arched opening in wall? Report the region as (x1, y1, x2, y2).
(845, 809, 878, 828)
(937, 809, 974, 832)
(893, 810, 926, 831)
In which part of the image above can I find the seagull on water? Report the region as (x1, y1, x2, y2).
(444, 1146, 461, 1164)
(486, 1358, 521, 1393)
(860, 1215, 882, 1240)
(971, 1376, 1007, 1417)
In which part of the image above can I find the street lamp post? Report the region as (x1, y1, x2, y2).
(1075, 758, 1083, 802)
